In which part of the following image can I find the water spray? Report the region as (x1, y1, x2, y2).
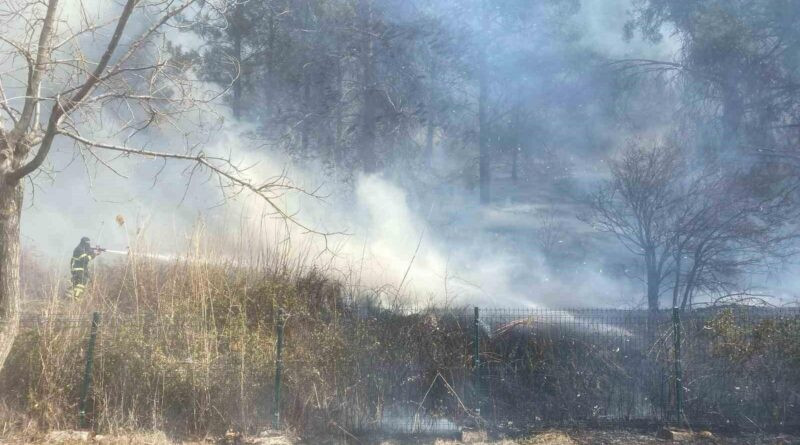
(102, 249, 130, 256)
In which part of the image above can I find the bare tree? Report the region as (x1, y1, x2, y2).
(669, 164, 799, 310)
(0, 0, 304, 370)
(584, 141, 683, 311)
(533, 210, 568, 258)
(586, 141, 799, 311)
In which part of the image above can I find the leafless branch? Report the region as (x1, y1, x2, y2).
(55, 129, 335, 238)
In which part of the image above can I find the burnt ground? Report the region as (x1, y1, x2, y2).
(2, 429, 799, 444)
(521, 430, 800, 445)
(355, 429, 800, 445)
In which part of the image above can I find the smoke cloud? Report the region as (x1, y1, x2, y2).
(17, 0, 796, 308)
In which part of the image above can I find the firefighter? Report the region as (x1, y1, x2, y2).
(70, 236, 100, 298)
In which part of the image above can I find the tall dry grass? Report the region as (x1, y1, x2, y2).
(1, 229, 469, 440)
(7, 229, 796, 440)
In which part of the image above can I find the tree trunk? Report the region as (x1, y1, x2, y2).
(511, 105, 521, 183)
(645, 248, 660, 312)
(334, 59, 344, 171)
(646, 272, 659, 311)
(232, 26, 243, 118)
(359, 0, 378, 173)
(0, 182, 22, 370)
(511, 147, 519, 182)
(680, 262, 700, 312)
(425, 114, 434, 168)
(230, 2, 249, 119)
(300, 2, 313, 156)
(263, 8, 276, 122)
(301, 67, 311, 154)
(233, 32, 242, 119)
(721, 85, 743, 151)
(478, 0, 490, 204)
(671, 253, 681, 308)
(425, 59, 437, 168)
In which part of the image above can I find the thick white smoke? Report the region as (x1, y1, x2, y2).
(22, 110, 641, 307)
(13, 0, 703, 308)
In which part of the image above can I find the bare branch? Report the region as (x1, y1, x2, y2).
(10, 0, 59, 139)
(8, 0, 139, 182)
(0, 76, 18, 124)
(55, 129, 336, 238)
(67, 0, 196, 95)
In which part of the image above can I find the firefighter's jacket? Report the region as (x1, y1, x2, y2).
(70, 244, 96, 283)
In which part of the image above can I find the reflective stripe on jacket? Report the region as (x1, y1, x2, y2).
(71, 247, 94, 273)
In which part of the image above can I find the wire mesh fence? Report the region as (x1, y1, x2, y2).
(2, 305, 799, 436)
(6, 311, 284, 435)
(476, 309, 666, 428)
(679, 306, 800, 428)
(325, 306, 800, 434)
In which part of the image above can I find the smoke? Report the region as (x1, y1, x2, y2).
(12, 0, 710, 308)
(21, 115, 640, 307)
(574, 0, 680, 59)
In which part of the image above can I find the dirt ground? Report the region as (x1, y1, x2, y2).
(2, 429, 798, 445)
(388, 430, 800, 445)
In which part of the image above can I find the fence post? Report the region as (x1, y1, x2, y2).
(79, 312, 100, 429)
(273, 308, 285, 430)
(473, 306, 481, 417)
(672, 307, 683, 424)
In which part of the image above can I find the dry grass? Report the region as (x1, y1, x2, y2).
(519, 432, 576, 445)
(5, 233, 337, 436)
(2, 232, 470, 441)
(1, 427, 798, 444)
(3, 233, 800, 443)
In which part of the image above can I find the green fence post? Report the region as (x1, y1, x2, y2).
(672, 307, 683, 424)
(473, 306, 481, 418)
(273, 309, 285, 430)
(79, 312, 100, 429)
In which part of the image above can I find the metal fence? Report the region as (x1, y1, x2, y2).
(3, 305, 799, 436)
(330, 305, 800, 435)
(4, 311, 286, 435)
